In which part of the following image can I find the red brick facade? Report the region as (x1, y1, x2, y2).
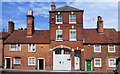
(4, 44, 50, 70)
(2, 2, 120, 72)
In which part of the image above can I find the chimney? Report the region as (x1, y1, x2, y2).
(97, 16, 103, 33)
(51, 2, 56, 10)
(26, 10, 34, 36)
(2, 28, 5, 32)
(8, 18, 14, 33)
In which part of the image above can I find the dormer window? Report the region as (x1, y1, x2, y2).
(69, 14, 76, 24)
(56, 14, 62, 24)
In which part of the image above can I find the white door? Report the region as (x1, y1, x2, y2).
(75, 50, 81, 70)
(53, 48, 71, 70)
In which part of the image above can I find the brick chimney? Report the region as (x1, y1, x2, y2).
(51, 2, 56, 10)
(26, 10, 34, 36)
(97, 16, 103, 33)
(8, 18, 14, 33)
(2, 28, 5, 32)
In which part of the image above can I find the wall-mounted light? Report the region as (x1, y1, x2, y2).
(41, 45, 43, 48)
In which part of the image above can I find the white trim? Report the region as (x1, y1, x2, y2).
(69, 14, 76, 24)
(108, 58, 116, 67)
(85, 60, 92, 71)
(94, 44, 101, 53)
(108, 45, 115, 53)
(94, 58, 102, 67)
(5, 57, 12, 69)
(58, 26, 60, 29)
(71, 12, 73, 14)
(58, 12, 60, 14)
(37, 58, 45, 70)
(28, 57, 36, 66)
(56, 15, 62, 24)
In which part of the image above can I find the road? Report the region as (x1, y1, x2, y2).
(0, 69, 116, 74)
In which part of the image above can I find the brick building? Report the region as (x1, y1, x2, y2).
(2, 2, 120, 72)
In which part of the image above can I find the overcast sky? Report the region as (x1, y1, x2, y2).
(1, 0, 119, 32)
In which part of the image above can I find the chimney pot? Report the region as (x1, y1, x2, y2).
(51, 2, 56, 10)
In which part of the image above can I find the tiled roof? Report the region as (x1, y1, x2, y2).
(0, 32, 10, 39)
(4, 30, 50, 44)
(49, 6, 84, 12)
(83, 29, 119, 43)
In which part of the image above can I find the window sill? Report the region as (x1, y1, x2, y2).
(69, 22, 76, 24)
(10, 51, 21, 52)
(28, 64, 36, 66)
(56, 22, 63, 24)
(94, 51, 101, 53)
(108, 51, 115, 53)
(94, 66, 102, 67)
(69, 40, 77, 41)
(14, 64, 21, 66)
(28, 51, 36, 52)
(108, 66, 116, 67)
(56, 40, 63, 41)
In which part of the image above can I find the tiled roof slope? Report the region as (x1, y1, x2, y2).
(49, 6, 84, 12)
(4, 30, 50, 44)
(83, 29, 119, 43)
(0, 32, 10, 39)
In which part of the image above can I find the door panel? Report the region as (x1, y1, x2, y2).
(39, 59, 44, 70)
(75, 51, 81, 70)
(53, 48, 71, 70)
(6, 58, 10, 69)
(86, 60, 91, 71)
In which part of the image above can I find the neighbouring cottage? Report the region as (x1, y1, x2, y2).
(2, 2, 120, 72)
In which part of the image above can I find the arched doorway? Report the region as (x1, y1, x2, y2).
(53, 48, 71, 70)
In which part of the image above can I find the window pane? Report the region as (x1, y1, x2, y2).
(57, 15, 62, 22)
(70, 14, 76, 22)
(56, 29, 63, 40)
(70, 29, 76, 40)
(29, 57, 35, 65)
(95, 45, 100, 52)
(109, 45, 114, 51)
(14, 57, 21, 64)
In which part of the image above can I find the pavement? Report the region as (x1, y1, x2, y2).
(0, 69, 116, 74)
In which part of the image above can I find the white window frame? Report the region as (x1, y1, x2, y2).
(14, 57, 21, 65)
(9, 44, 21, 51)
(69, 29, 77, 41)
(28, 57, 36, 66)
(28, 44, 36, 52)
(108, 45, 115, 53)
(108, 58, 116, 67)
(69, 14, 76, 24)
(56, 29, 63, 41)
(94, 44, 101, 53)
(56, 14, 62, 24)
(94, 58, 102, 67)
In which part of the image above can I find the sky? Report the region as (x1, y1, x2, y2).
(1, 0, 119, 32)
